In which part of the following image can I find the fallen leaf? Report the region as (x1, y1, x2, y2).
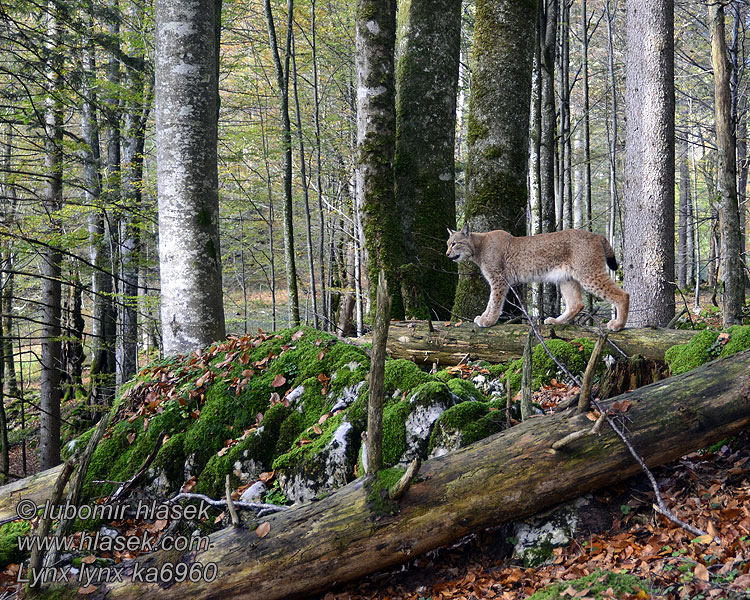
(313, 425, 322, 435)
(291, 330, 304, 341)
(81, 555, 96, 564)
(694, 562, 710, 581)
(271, 374, 287, 388)
(256, 522, 271, 538)
(259, 471, 275, 483)
(78, 585, 98, 595)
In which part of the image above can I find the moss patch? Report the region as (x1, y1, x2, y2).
(366, 467, 405, 516)
(0, 520, 31, 568)
(528, 570, 652, 599)
(666, 326, 750, 375)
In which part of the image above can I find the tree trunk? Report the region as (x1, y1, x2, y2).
(605, 0, 618, 250)
(265, 0, 300, 326)
(156, 0, 226, 355)
(709, 2, 743, 326)
(622, 0, 675, 328)
(363, 320, 698, 366)
(81, 22, 117, 409)
(581, 0, 592, 232)
(452, 0, 536, 320)
(394, 0, 461, 321)
(118, 6, 148, 385)
(677, 134, 690, 290)
(291, 36, 319, 329)
(40, 0, 64, 470)
(49, 348, 750, 600)
(538, 0, 558, 318)
(354, 0, 401, 317)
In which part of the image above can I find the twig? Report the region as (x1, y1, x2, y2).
(666, 307, 687, 329)
(389, 458, 420, 501)
(165, 491, 288, 514)
(225, 475, 241, 527)
(108, 430, 167, 503)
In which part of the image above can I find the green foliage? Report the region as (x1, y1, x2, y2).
(528, 570, 652, 599)
(366, 467, 405, 516)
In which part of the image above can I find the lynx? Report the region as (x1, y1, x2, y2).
(446, 224, 629, 331)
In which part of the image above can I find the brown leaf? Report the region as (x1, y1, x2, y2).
(259, 471, 275, 483)
(271, 374, 287, 388)
(78, 585, 98, 595)
(312, 425, 323, 435)
(242, 369, 254, 378)
(256, 412, 264, 425)
(182, 476, 197, 493)
(256, 521, 271, 538)
(319, 413, 330, 425)
(126, 432, 136, 445)
(291, 330, 304, 341)
(694, 562, 710, 581)
(152, 519, 168, 532)
(81, 555, 97, 564)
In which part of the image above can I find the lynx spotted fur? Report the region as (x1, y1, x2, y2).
(446, 224, 629, 331)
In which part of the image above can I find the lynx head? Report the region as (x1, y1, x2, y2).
(446, 223, 473, 262)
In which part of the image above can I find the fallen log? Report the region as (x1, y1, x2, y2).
(366, 320, 698, 365)
(35, 348, 749, 600)
(0, 465, 63, 523)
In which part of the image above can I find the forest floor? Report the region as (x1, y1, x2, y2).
(315, 431, 750, 600)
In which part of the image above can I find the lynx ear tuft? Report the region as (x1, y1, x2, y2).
(447, 227, 455, 236)
(460, 222, 469, 235)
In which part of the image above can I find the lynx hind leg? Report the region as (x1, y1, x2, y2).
(474, 283, 508, 328)
(578, 273, 629, 331)
(544, 280, 584, 326)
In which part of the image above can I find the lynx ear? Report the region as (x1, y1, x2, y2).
(460, 222, 469, 235)
(447, 227, 455, 236)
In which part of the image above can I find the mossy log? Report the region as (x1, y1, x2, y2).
(32, 349, 750, 600)
(366, 320, 698, 365)
(0, 464, 64, 522)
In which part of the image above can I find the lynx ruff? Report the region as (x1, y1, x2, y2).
(446, 224, 629, 331)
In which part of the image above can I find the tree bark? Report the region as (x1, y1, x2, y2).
(394, 0, 461, 321)
(156, 0, 226, 355)
(46, 348, 750, 600)
(677, 134, 690, 290)
(452, 0, 536, 320)
(709, 3, 743, 326)
(623, 0, 675, 328)
(354, 0, 401, 317)
(362, 320, 698, 366)
(40, 0, 64, 470)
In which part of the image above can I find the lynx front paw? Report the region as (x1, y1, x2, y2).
(474, 315, 494, 328)
(544, 316, 558, 325)
(606, 319, 624, 332)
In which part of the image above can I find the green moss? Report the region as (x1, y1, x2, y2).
(665, 330, 720, 375)
(366, 467, 405, 516)
(271, 412, 346, 473)
(382, 400, 412, 465)
(152, 432, 187, 484)
(446, 378, 484, 402)
(384, 359, 432, 397)
(504, 338, 595, 394)
(720, 325, 750, 357)
(0, 520, 31, 568)
(528, 570, 652, 600)
(427, 400, 505, 454)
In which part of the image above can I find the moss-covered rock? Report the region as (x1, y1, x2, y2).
(666, 325, 750, 375)
(428, 400, 505, 457)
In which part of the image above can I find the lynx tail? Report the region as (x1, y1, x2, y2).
(602, 238, 618, 271)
